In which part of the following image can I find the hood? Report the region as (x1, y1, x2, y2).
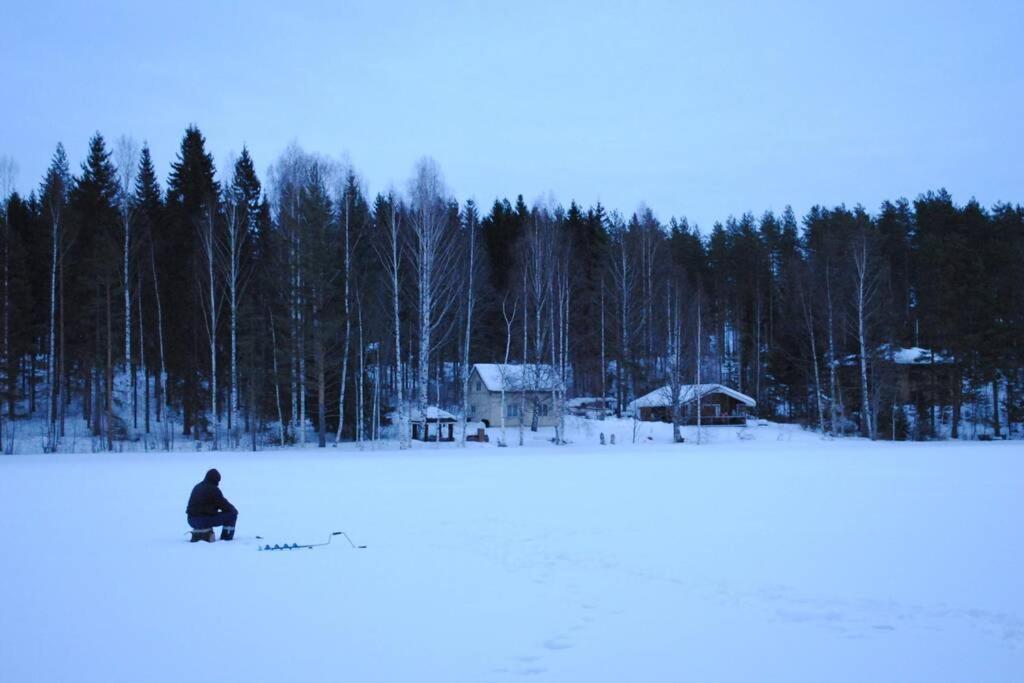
(203, 468, 221, 485)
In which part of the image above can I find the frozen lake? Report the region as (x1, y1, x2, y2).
(1, 422, 1021, 682)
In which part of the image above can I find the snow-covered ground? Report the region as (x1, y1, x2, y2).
(1, 420, 1021, 682)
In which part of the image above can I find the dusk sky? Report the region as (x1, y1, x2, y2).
(3, 0, 1022, 228)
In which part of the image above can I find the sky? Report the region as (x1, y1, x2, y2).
(2, 0, 1022, 229)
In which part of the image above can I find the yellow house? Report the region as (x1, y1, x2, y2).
(467, 364, 560, 428)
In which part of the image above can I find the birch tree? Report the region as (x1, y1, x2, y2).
(41, 144, 70, 450)
(407, 158, 459, 416)
(196, 201, 221, 446)
(666, 286, 684, 443)
(0, 156, 15, 439)
(459, 199, 480, 445)
(222, 150, 259, 445)
(608, 212, 634, 418)
(374, 192, 410, 448)
(852, 219, 879, 440)
(114, 136, 139, 431)
(499, 294, 517, 447)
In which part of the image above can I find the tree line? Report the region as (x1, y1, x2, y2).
(0, 126, 1020, 451)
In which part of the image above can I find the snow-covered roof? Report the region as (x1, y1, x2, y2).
(628, 384, 756, 410)
(887, 346, 952, 365)
(410, 406, 457, 422)
(472, 364, 559, 392)
(565, 396, 614, 408)
(834, 345, 953, 367)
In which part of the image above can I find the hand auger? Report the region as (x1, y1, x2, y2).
(258, 531, 367, 551)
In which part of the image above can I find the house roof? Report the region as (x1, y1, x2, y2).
(834, 344, 953, 367)
(886, 346, 953, 365)
(471, 364, 559, 392)
(628, 384, 757, 410)
(410, 406, 457, 422)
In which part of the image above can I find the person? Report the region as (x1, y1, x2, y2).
(186, 468, 238, 542)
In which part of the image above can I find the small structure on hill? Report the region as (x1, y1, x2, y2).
(465, 421, 489, 442)
(410, 406, 457, 442)
(837, 345, 955, 406)
(628, 384, 756, 425)
(566, 396, 615, 418)
(467, 363, 560, 428)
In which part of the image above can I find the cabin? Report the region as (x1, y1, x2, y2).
(836, 345, 956, 407)
(627, 384, 756, 425)
(467, 363, 560, 428)
(410, 406, 457, 442)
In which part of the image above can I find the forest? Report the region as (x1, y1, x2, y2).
(0, 126, 1021, 451)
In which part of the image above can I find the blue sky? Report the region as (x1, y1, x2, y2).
(2, 0, 1022, 228)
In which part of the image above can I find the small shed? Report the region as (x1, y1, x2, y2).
(411, 406, 457, 442)
(628, 384, 756, 425)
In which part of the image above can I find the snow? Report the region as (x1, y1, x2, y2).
(410, 406, 457, 422)
(888, 345, 952, 365)
(1, 421, 1022, 682)
(834, 345, 953, 367)
(628, 383, 757, 410)
(473, 363, 558, 392)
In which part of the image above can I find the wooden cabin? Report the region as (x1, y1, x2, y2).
(628, 384, 756, 425)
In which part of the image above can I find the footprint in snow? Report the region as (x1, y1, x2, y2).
(542, 636, 573, 651)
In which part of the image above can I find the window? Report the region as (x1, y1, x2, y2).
(470, 404, 476, 416)
(475, 380, 482, 392)
(539, 403, 550, 416)
(506, 403, 520, 418)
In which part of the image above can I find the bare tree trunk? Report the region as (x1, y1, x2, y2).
(139, 269, 148, 434)
(696, 288, 703, 445)
(519, 265, 526, 446)
(116, 138, 138, 437)
(224, 193, 246, 445)
(375, 196, 409, 449)
(459, 209, 477, 446)
(499, 295, 517, 447)
(667, 287, 683, 443)
(200, 206, 219, 448)
(356, 299, 365, 444)
(825, 265, 840, 437)
(372, 344, 381, 442)
(853, 237, 875, 440)
(409, 160, 458, 421)
(336, 196, 351, 443)
(106, 281, 113, 451)
(58, 252, 65, 438)
(314, 311, 326, 448)
(269, 309, 285, 446)
(951, 365, 962, 439)
(799, 281, 826, 434)
(992, 378, 1001, 438)
(46, 212, 58, 450)
(600, 283, 606, 420)
(149, 245, 166, 424)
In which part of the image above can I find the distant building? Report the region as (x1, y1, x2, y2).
(566, 396, 616, 418)
(627, 384, 756, 425)
(467, 363, 559, 428)
(410, 406, 457, 442)
(836, 345, 956, 406)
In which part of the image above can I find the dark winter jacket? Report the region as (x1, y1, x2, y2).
(186, 469, 237, 517)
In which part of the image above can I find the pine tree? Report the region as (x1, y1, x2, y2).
(164, 126, 219, 437)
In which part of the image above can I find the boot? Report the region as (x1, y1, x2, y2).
(220, 526, 235, 541)
(190, 529, 215, 543)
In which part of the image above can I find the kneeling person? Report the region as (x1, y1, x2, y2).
(186, 468, 238, 542)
